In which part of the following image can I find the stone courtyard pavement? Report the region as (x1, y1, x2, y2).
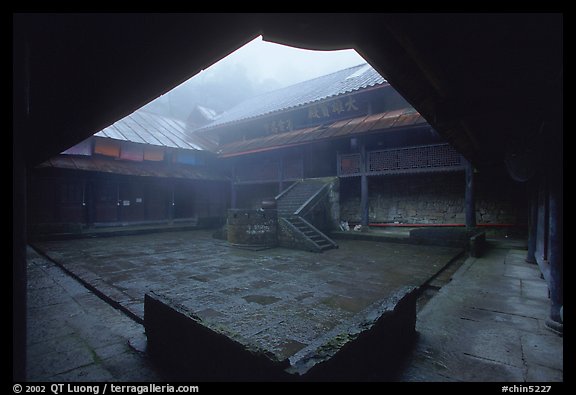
(26, 247, 163, 381)
(32, 230, 461, 371)
(32, 230, 461, 326)
(27, 229, 562, 382)
(399, 247, 564, 382)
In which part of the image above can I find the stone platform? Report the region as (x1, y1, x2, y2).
(145, 286, 417, 381)
(33, 230, 462, 381)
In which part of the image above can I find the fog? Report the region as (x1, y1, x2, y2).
(143, 36, 366, 123)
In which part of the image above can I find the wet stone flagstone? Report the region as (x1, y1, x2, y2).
(33, 230, 462, 380)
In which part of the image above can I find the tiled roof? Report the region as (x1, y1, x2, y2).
(217, 108, 426, 158)
(38, 156, 228, 180)
(195, 63, 386, 132)
(96, 110, 212, 151)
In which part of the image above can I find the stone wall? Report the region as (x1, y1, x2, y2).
(340, 172, 527, 226)
(475, 173, 527, 225)
(227, 209, 278, 248)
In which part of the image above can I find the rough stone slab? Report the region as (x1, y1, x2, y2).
(50, 363, 116, 382)
(145, 286, 418, 381)
(403, 248, 563, 382)
(26, 336, 95, 380)
(521, 333, 563, 372)
(526, 364, 563, 382)
(458, 307, 541, 333)
(26, 247, 165, 382)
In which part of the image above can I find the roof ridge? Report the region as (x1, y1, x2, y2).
(194, 62, 385, 133)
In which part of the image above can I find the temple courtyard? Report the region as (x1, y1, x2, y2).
(27, 229, 562, 382)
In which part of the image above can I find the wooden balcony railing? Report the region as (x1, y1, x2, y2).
(338, 143, 465, 177)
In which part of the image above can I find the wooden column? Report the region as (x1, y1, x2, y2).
(546, 119, 563, 329)
(360, 142, 369, 227)
(12, 151, 27, 381)
(526, 179, 538, 263)
(230, 163, 237, 209)
(547, 171, 563, 327)
(278, 156, 284, 194)
(85, 179, 95, 228)
(13, 32, 27, 380)
(231, 184, 237, 210)
(465, 159, 476, 228)
(116, 181, 122, 223)
(168, 182, 175, 222)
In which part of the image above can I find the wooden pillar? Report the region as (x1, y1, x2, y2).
(535, 176, 549, 268)
(360, 142, 369, 227)
(116, 181, 122, 222)
(13, 30, 28, 380)
(12, 151, 27, 381)
(168, 182, 175, 222)
(278, 156, 284, 194)
(546, 119, 563, 330)
(547, 171, 563, 328)
(465, 159, 476, 228)
(526, 179, 538, 263)
(230, 163, 237, 209)
(85, 179, 95, 228)
(231, 184, 237, 210)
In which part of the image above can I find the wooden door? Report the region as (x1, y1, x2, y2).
(93, 180, 119, 223)
(119, 181, 146, 222)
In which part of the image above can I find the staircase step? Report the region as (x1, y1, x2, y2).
(277, 180, 337, 252)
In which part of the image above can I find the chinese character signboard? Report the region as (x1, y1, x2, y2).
(307, 96, 361, 121)
(262, 93, 369, 137)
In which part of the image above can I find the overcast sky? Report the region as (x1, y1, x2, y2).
(180, 35, 367, 92)
(147, 36, 368, 119)
(209, 35, 367, 87)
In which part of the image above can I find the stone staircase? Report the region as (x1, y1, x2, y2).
(283, 215, 337, 252)
(276, 179, 337, 252)
(276, 180, 327, 217)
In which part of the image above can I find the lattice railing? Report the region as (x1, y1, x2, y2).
(338, 144, 464, 177)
